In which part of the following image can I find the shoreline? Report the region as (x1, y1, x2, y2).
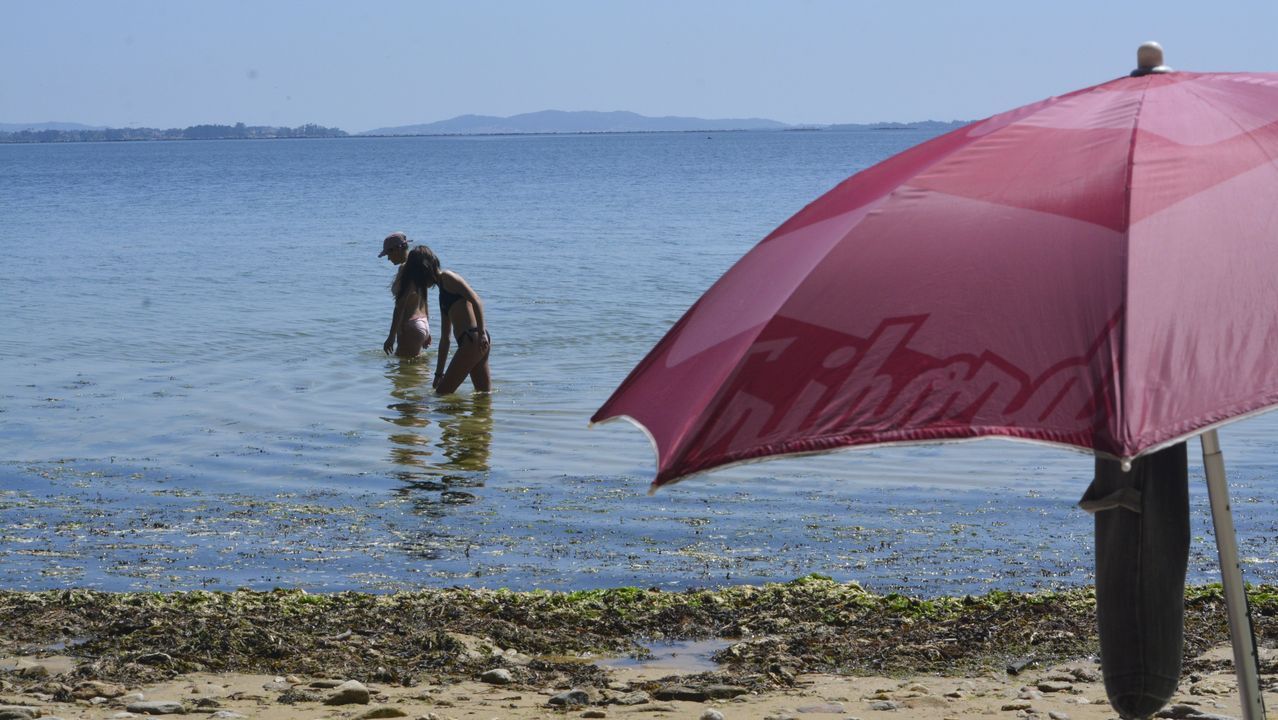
(5, 578, 1095, 684)
(1, 578, 1272, 679)
(1, 578, 1274, 718)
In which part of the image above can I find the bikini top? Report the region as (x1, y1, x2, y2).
(439, 283, 463, 315)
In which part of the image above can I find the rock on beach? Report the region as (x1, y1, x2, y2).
(480, 669, 513, 685)
(548, 689, 591, 707)
(653, 685, 709, 702)
(606, 690, 651, 705)
(125, 701, 186, 715)
(358, 706, 409, 719)
(323, 680, 370, 706)
(73, 681, 127, 700)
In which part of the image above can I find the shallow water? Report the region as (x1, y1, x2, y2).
(2, 131, 1276, 595)
(597, 639, 732, 674)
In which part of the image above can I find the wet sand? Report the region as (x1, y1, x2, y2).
(0, 645, 1269, 720)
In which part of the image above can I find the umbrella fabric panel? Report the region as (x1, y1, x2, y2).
(909, 117, 1140, 231)
(1134, 74, 1278, 149)
(1129, 75, 1278, 224)
(1124, 77, 1278, 453)
(761, 87, 1098, 244)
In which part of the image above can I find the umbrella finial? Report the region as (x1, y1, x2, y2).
(1131, 41, 1173, 76)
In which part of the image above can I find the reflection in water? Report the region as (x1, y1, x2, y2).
(384, 361, 436, 480)
(381, 361, 493, 517)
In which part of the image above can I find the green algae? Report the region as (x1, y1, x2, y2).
(0, 579, 1272, 689)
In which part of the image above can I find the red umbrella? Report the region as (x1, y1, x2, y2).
(594, 44, 1274, 719)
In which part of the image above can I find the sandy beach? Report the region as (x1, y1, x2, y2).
(0, 643, 1268, 720)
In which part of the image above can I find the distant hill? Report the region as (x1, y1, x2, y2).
(362, 110, 790, 136)
(0, 121, 107, 132)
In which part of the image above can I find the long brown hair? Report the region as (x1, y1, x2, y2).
(397, 245, 441, 301)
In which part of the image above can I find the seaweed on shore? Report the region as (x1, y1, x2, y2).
(0, 576, 1272, 689)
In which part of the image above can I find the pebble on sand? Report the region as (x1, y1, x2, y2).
(548, 690, 590, 707)
(323, 680, 371, 706)
(607, 690, 650, 706)
(357, 706, 409, 719)
(73, 681, 127, 700)
(125, 701, 186, 715)
(797, 702, 846, 713)
(704, 685, 748, 700)
(653, 685, 708, 702)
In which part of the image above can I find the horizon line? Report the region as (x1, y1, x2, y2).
(1, 112, 972, 136)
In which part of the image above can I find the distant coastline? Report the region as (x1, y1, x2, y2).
(0, 122, 347, 144)
(0, 112, 968, 145)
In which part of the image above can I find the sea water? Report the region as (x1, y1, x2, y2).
(2, 130, 1275, 594)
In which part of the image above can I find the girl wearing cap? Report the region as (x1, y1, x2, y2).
(380, 232, 432, 358)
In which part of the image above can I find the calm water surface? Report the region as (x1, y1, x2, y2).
(2, 131, 1276, 594)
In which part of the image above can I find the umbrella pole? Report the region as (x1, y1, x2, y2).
(1201, 429, 1266, 720)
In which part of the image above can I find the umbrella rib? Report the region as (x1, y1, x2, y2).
(1117, 75, 1154, 454)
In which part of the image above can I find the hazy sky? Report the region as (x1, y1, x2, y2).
(4, 0, 1276, 132)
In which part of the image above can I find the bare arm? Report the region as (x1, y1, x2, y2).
(433, 313, 452, 387)
(385, 294, 407, 355)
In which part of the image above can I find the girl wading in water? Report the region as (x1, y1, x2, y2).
(380, 232, 433, 358)
(395, 244, 492, 394)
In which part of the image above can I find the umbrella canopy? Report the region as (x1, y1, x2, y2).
(593, 70, 1278, 488)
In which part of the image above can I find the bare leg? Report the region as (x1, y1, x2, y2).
(435, 341, 485, 395)
(468, 356, 492, 392)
